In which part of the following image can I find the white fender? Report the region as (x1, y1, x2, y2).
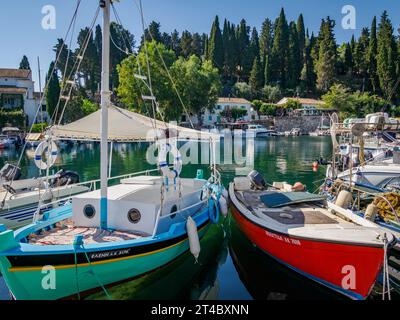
(186, 216, 200, 261)
(34, 140, 58, 170)
(222, 188, 228, 199)
(219, 196, 228, 218)
(41, 189, 53, 202)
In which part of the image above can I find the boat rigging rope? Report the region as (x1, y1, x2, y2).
(56, 6, 101, 125)
(133, 0, 195, 130)
(51, 0, 82, 122)
(382, 234, 391, 300)
(0, 0, 84, 209)
(82, 250, 112, 300)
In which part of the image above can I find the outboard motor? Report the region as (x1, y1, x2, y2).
(247, 170, 266, 190)
(51, 169, 80, 187)
(0, 163, 21, 181)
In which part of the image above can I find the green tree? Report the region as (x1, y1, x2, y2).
(141, 21, 162, 46)
(220, 107, 247, 122)
(53, 38, 75, 80)
(81, 98, 99, 115)
(110, 22, 135, 89)
(297, 14, 306, 63)
(270, 8, 289, 87)
(288, 21, 302, 88)
(208, 16, 224, 71)
(77, 27, 99, 94)
(45, 62, 61, 121)
(232, 82, 252, 100)
(180, 31, 193, 58)
(191, 33, 203, 57)
(259, 18, 274, 65)
(300, 36, 316, 93)
(117, 41, 178, 120)
(368, 17, 380, 94)
(236, 19, 252, 80)
(249, 57, 263, 96)
(261, 85, 282, 102)
(377, 11, 398, 101)
(170, 55, 222, 122)
(353, 28, 370, 91)
(19, 55, 31, 70)
(315, 17, 337, 92)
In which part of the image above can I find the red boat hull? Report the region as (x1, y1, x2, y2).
(231, 204, 384, 299)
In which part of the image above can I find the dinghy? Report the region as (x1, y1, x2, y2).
(229, 171, 396, 300)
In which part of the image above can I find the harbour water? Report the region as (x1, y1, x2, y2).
(0, 136, 388, 300)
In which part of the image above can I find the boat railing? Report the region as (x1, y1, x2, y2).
(33, 166, 168, 222)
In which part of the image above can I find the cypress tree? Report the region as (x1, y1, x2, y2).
(180, 30, 193, 58)
(297, 14, 306, 63)
(45, 61, 61, 121)
(270, 8, 289, 87)
(377, 11, 398, 101)
(208, 16, 224, 71)
(343, 42, 354, 75)
(249, 57, 263, 95)
(354, 28, 370, 91)
(171, 29, 181, 57)
(300, 36, 316, 93)
(236, 19, 251, 80)
(315, 17, 337, 92)
(288, 21, 302, 88)
(19, 55, 31, 70)
(222, 19, 233, 79)
(259, 18, 274, 64)
(368, 17, 380, 94)
(191, 33, 203, 57)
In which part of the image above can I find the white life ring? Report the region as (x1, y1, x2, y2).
(158, 141, 182, 179)
(34, 140, 58, 170)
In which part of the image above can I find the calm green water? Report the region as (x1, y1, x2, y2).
(2, 136, 380, 300)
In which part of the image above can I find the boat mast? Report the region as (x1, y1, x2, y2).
(100, 0, 110, 229)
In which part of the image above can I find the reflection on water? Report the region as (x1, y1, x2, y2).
(228, 217, 344, 300)
(3, 136, 375, 300)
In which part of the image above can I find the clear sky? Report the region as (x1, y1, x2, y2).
(1, 0, 400, 91)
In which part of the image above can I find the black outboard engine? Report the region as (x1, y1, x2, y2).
(0, 163, 21, 181)
(247, 170, 266, 190)
(51, 169, 80, 187)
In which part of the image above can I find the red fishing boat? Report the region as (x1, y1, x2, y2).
(229, 171, 396, 300)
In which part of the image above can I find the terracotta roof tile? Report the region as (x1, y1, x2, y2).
(0, 68, 31, 79)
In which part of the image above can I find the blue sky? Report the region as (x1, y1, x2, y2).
(1, 0, 400, 91)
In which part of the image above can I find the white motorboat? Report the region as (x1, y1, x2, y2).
(246, 124, 277, 138)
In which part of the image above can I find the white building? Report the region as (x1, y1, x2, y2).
(0, 68, 48, 126)
(276, 97, 325, 116)
(182, 97, 259, 126)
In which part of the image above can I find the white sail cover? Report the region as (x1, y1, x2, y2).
(50, 105, 218, 142)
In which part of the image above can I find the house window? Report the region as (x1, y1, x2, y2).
(208, 115, 212, 121)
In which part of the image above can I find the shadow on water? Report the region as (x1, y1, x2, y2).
(84, 222, 227, 300)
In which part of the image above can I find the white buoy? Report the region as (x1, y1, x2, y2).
(364, 203, 378, 221)
(335, 190, 352, 209)
(186, 216, 200, 261)
(219, 196, 228, 218)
